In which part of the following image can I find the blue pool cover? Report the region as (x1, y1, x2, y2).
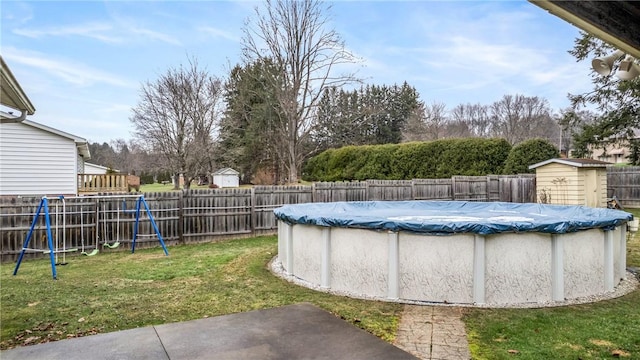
(274, 201, 633, 235)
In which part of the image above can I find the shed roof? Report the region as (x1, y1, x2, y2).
(529, 158, 611, 170)
(213, 167, 239, 175)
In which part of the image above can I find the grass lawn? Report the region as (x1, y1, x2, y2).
(0, 236, 401, 350)
(139, 183, 257, 192)
(464, 208, 640, 360)
(139, 183, 212, 192)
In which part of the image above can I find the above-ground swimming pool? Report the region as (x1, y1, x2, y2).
(274, 201, 632, 306)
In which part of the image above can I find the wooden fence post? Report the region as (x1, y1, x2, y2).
(410, 179, 415, 200)
(178, 191, 184, 245)
(250, 187, 256, 235)
(365, 181, 370, 201)
(95, 198, 100, 246)
(486, 176, 491, 202)
(451, 176, 456, 200)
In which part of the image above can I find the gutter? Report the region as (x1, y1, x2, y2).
(14, 109, 28, 122)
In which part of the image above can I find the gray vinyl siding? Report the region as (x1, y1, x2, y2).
(0, 122, 77, 196)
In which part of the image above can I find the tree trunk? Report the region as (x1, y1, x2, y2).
(288, 139, 298, 183)
(172, 174, 180, 190)
(288, 162, 298, 184)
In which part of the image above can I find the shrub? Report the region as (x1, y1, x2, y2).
(354, 144, 396, 180)
(436, 138, 512, 178)
(303, 138, 514, 181)
(302, 149, 332, 181)
(139, 172, 155, 185)
(503, 138, 559, 174)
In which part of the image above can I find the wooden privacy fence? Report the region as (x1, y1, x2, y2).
(607, 166, 640, 208)
(1, 175, 536, 261)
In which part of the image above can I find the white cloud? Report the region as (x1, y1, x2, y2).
(3, 47, 136, 88)
(128, 27, 181, 46)
(13, 20, 180, 46)
(1, 2, 34, 25)
(13, 22, 124, 43)
(429, 36, 547, 73)
(198, 26, 240, 43)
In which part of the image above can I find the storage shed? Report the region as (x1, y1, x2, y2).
(212, 168, 240, 188)
(529, 158, 610, 208)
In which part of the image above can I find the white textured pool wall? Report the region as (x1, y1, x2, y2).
(276, 215, 629, 306)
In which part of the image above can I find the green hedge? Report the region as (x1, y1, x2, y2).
(302, 138, 513, 181)
(502, 138, 559, 174)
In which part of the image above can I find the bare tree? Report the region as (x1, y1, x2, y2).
(241, 0, 360, 183)
(490, 95, 555, 145)
(130, 58, 223, 189)
(403, 102, 449, 141)
(423, 102, 448, 140)
(449, 103, 492, 138)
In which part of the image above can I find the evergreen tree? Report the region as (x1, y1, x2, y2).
(568, 33, 640, 164)
(311, 82, 420, 149)
(218, 59, 284, 183)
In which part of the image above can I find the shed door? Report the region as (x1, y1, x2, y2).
(584, 169, 599, 207)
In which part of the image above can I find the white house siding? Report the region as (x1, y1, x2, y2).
(84, 163, 109, 175)
(0, 122, 78, 196)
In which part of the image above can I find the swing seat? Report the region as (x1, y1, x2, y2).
(81, 248, 99, 256)
(21, 248, 48, 253)
(103, 241, 120, 249)
(42, 248, 78, 254)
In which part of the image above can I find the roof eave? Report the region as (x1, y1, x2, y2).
(529, 158, 611, 169)
(0, 56, 36, 116)
(528, 0, 640, 59)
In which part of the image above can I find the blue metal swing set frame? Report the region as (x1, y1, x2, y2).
(13, 195, 169, 280)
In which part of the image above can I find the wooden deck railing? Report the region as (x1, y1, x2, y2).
(78, 174, 128, 193)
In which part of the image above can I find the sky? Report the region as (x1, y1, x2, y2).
(1, 0, 594, 145)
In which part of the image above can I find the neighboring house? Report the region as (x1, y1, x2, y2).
(0, 117, 91, 196)
(1, 55, 91, 197)
(213, 168, 240, 188)
(592, 147, 627, 164)
(589, 129, 640, 164)
(529, 158, 610, 208)
(84, 163, 116, 175)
